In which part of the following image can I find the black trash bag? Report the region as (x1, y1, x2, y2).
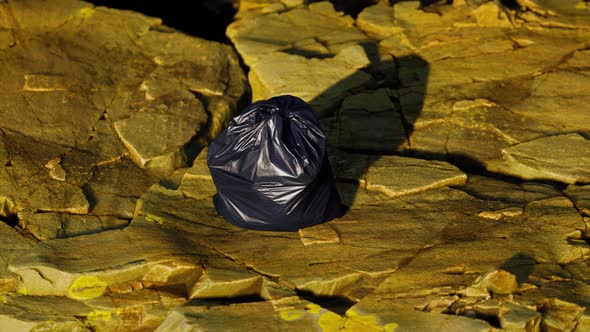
(207, 95, 347, 231)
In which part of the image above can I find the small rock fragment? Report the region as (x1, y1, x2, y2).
(143, 260, 202, 295)
(478, 207, 524, 220)
(474, 270, 519, 295)
(23, 74, 69, 91)
(474, 299, 501, 317)
(356, 2, 398, 39)
(189, 261, 262, 299)
(299, 224, 340, 246)
(45, 157, 66, 181)
(471, 2, 513, 28)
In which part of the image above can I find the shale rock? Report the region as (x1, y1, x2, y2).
(0, 0, 589, 331)
(488, 134, 590, 184)
(248, 45, 372, 117)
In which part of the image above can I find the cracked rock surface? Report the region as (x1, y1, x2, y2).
(1, 0, 590, 331)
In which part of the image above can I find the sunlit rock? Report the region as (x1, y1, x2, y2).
(365, 156, 467, 198)
(498, 302, 541, 332)
(248, 45, 372, 117)
(488, 134, 590, 184)
(542, 298, 585, 332)
(227, 3, 367, 66)
(356, 2, 398, 39)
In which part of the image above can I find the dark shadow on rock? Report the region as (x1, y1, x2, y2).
(86, 0, 238, 42)
(311, 0, 381, 18)
(0, 212, 18, 227)
(499, 253, 537, 284)
(296, 289, 358, 315)
(185, 294, 266, 307)
(307, 43, 429, 209)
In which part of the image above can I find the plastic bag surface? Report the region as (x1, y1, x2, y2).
(207, 95, 346, 231)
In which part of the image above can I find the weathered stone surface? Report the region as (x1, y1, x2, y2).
(335, 89, 407, 152)
(0, 0, 245, 226)
(364, 156, 467, 198)
(156, 297, 341, 331)
(356, 2, 397, 39)
(473, 270, 519, 295)
(565, 184, 590, 217)
(0, 295, 91, 332)
(299, 223, 340, 246)
(84, 160, 153, 219)
(458, 175, 561, 205)
(347, 296, 493, 331)
(471, 2, 513, 28)
(177, 148, 216, 201)
(511, 71, 590, 132)
(542, 298, 585, 332)
(498, 302, 541, 332)
(488, 134, 590, 184)
(227, 3, 367, 66)
(18, 212, 129, 241)
(8, 222, 202, 297)
(478, 207, 524, 220)
(248, 45, 372, 117)
(1, 0, 590, 330)
(188, 258, 262, 300)
(0, 223, 35, 295)
(114, 113, 204, 177)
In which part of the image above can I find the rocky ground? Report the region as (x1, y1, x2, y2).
(1, 0, 590, 331)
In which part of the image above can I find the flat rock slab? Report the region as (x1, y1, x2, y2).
(1, 0, 590, 331)
(365, 156, 468, 198)
(9, 222, 202, 298)
(0, 0, 245, 200)
(356, 2, 398, 39)
(18, 212, 129, 241)
(248, 45, 372, 117)
(347, 296, 492, 332)
(0, 223, 35, 295)
(0, 295, 91, 332)
(488, 134, 590, 184)
(227, 4, 367, 66)
(156, 297, 342, 332)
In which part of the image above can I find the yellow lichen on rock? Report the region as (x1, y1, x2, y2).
(344, 308, 397, 332)
(88, 309, 112, 321)
(318, 311, 345, 332)
(279, 308, 304, 321)
(145, 214, 164, 225)
(68, 276, 107, 300)
(305, 303, 323, 315)
(78, 7, 95, 18)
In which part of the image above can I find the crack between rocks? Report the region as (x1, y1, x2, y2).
(200, 243, 293, 289)
(561, 190, 590, 244)
(31, 268, 55, 286)
(155, 211, 234, 233)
